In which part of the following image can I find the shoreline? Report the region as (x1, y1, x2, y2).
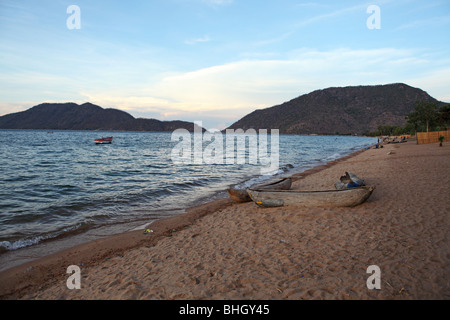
(0, 142, 371, 269)
(2, 140, 448, 299)
(0, 145, 371, 299)
(0, 197, 236, 299)
(0, 132, 374, 265)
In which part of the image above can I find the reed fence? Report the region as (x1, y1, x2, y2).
(416, 130, 450, 145)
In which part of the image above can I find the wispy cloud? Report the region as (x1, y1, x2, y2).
(292, 0, 394, 28)
(98, 47, 447, 124)
(3, 46, 449, 128)
(294, 2, 330, 9)
(252, 32, 293, 47)
(406, 66, 450, 102)
(184, 35, 211, 45)
(1, 0, 449, 130)
(395, 15, 450, 30)
(293, 3, 366, 28)
(201, 0, 233, 5)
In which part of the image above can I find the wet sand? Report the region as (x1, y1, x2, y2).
(1, 140, 449, 300)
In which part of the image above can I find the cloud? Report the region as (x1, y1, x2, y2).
(295, 2, 330, 8)
(292, 3, 367, 28)
(150, 47, 448, 119)
(395, 15, 450, 30)
(406, 66, 450, 102)
(0, 102, 30, 116)
(2, 47, 449, 129)
(291, 0, 394, 30)
(151, 47, 427, 104)
(251, 32, 293, 47)
(69, 47, 439, 128)
(184, 35, 211, 45)
(201, 0, 233, 5)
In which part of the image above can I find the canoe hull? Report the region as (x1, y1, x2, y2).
(227, 189, 251, 203)
(247, 186, 375, 208)
(227, 178, 292, 203)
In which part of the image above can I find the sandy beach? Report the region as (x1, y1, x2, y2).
(0, 140, 449, 300)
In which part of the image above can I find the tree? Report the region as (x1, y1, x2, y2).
(438, 104, 450, 129)
(406, 101, 440, 132)
(377, 125, 393, 136)
(393, 125, 407, 136)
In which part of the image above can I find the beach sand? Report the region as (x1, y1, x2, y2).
(1, 140, 449, 300)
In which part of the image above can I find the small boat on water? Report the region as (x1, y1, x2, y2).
(94, 136, 113, 144)
(227, 178, 292, 203)
(247, 185, 375, 208)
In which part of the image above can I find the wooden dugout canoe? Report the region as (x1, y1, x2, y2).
(227, 178, 292, 203)
(247, 185, 375, 208)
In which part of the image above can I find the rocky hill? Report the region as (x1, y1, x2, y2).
(227, 83, 442, 135)
(0, 102, 202, 132)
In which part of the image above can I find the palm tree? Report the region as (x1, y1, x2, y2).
(438, 135, 444, 147)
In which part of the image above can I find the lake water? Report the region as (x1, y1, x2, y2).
(0, 130, 376, 270)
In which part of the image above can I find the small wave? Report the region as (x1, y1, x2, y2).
(0, 131, 378, 255)
(0, 224, 85, 252)
(0, 237, 45, 251)
(324, 152, 343, 161)
(232, 174, 276, 190)
(171, 177, 215, 189)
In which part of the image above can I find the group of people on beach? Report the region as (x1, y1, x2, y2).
(375, 135, 408, 148)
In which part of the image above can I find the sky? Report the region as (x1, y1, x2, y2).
(0, 0, 449, 130)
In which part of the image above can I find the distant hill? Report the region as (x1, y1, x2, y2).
(0, 102, 203, 132)
(227, 83, 444, 135)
